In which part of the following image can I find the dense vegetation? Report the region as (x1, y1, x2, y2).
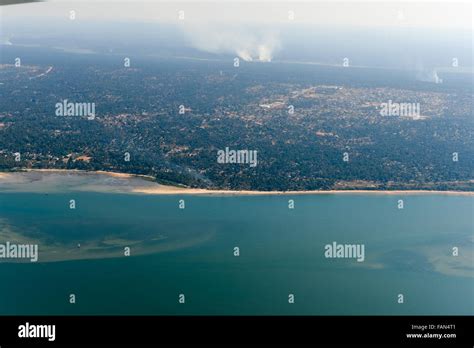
(1, 48, 473, 191)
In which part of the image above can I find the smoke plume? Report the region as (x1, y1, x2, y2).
(181, 25, 280, 62)
(416, 69, 442, 84)
(415, 61, 443, 84)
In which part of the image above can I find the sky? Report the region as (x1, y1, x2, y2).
(1, 1, 472, 69)
(2, 1, 472, 30)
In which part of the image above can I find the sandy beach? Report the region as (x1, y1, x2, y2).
(132, 187, 474, 196)
(0, 169, 473, 196)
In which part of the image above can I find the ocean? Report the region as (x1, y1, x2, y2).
(0, 191, 472, 315)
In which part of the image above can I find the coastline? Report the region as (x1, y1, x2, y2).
(0, 169, 473, 196)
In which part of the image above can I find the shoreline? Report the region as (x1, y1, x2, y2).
(1, 169, 473, 196)
(131, 188, 474, 196)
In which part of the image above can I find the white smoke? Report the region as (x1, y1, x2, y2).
(415, 62, 442, 84)
(181, 25, 280, 62)
(416, 69, 442, 84)
(1, 37, 13, 46)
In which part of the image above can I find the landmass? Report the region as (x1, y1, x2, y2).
(0, 56, 472, 192)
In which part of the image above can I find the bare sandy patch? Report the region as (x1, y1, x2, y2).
(1, 169, 473, 196)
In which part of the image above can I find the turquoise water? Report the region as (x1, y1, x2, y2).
(0, 192, 472, 315)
